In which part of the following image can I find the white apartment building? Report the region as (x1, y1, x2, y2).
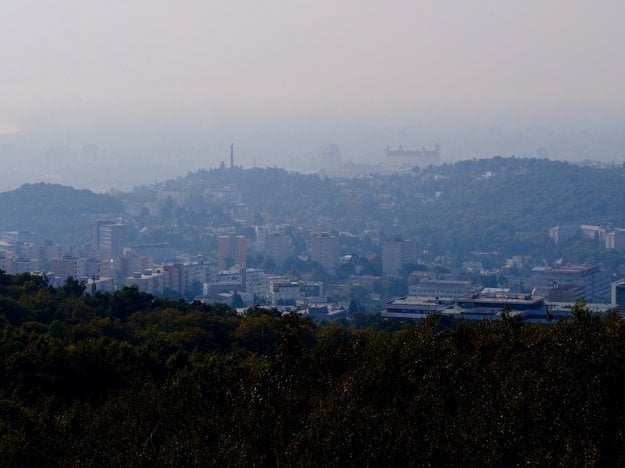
(242, 268, 269, 300)
(269, 280, 325, 305)
(125, 269, 167, 295)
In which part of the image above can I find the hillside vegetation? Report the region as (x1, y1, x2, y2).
(135, 157, 625, 258)
(1, 158, 624, 258)
(0, 183, 123, 245)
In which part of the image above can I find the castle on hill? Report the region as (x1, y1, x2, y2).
(384, 144, 440, 170)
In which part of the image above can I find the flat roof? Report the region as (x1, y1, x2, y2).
(386, 296, 451, 305)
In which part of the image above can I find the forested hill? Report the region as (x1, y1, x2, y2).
(0, 183, 123, 245)
(141, 157, 625, 256)
(2, 158, 624, 255)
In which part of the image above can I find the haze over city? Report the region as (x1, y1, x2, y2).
(2, 0, 625, 190)
(7, 2, 625, 463)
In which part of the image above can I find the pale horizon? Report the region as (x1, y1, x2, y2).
(2, 1, 625, 190)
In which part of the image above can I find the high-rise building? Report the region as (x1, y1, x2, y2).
(241, 267, 269, 300)
(92, 220, 127, 259)
(382, 236, 417, 277)
(218, 233, 247, 270)
(310, 232, 339, 271)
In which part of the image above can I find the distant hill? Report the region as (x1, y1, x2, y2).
(0, 183, 123, 245)
(9, 158, 623, 258)
(141, 158, 625, 258)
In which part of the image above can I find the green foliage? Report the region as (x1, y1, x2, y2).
(2, 271, 625, 464)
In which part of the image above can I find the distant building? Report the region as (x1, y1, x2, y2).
(2, 256, 40, 275)
(605, 229, 625, 251)
(382, 291, 618, 323)
(218, 233, 247, 270)
(385, 144, 440, 170)
(532, 264, 611, 303)
(611, 279, 625, 310)
(264, 233, 291, 269)
(382, 296, 454, 319)
(92, 220, 127, 259)
(124, 269, 167, 295)
(382, 236, 417, 277)
(0, 231, 35, 243)
(242, 267, 269, 301)
(84, 258, 103, 279)
(408, 279, 477, 298)
(118, 253, 153, 279)
(215, 290, 254, 308)
(85, 276, 114, 293)
(269, 280, 325, 306)
(319, 144, 342, 168)
(50, 255, 86, 280)
(184, 261, 218, 293)
(580, 225, 606, 244)
(310, 233, 339, 271)
(202, 281, 243, 298)
(163, 261, 218, 295)
(546, 284, 587, 302)
(455, 292, 546, 321)
(126, 242, 171, 263)
(381, 291, 545, 322)
(232, 203, 255, 225)
(548, 225, 579, 245)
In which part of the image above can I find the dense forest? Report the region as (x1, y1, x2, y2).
(2, 271, 625, 465)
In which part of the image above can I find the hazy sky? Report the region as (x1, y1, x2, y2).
(3, 0, 625, 129)
(1, 0, 625, 191)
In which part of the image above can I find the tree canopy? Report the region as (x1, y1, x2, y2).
(1, 272, 625, 464)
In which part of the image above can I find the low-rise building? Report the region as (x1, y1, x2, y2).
(408, 279, 477, 298)
(382, 291, 548, 322)
(531, 264, 610, 303)
(269, 280, 325, 306)
(49, 255, 86, 280)
(382, 296, 454, 319)
(124, 269, 167, 295)
(85, 276, 115, 293)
